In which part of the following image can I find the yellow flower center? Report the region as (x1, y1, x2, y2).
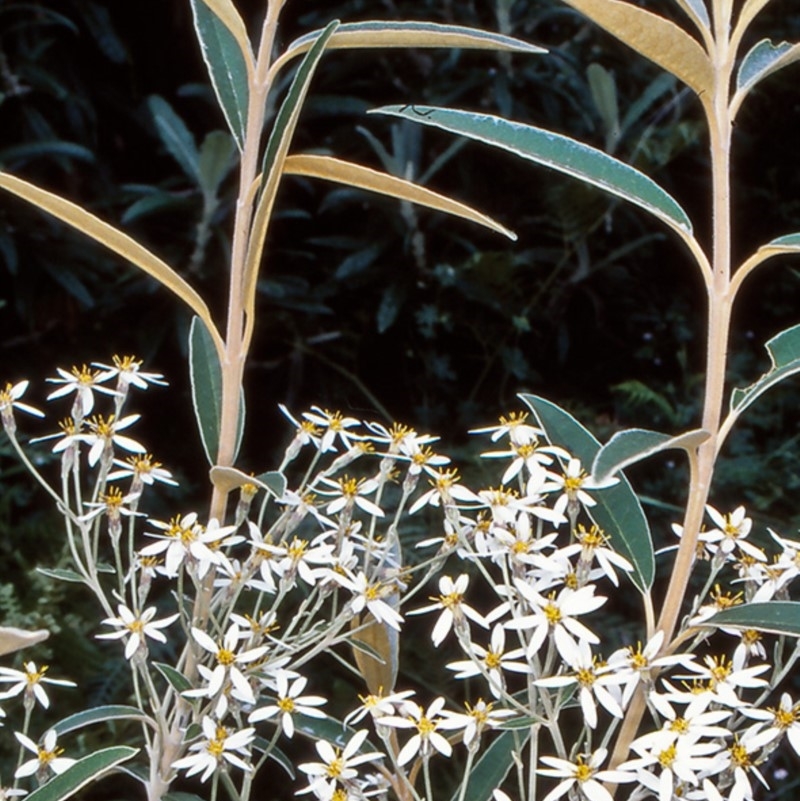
(485, 650, 503, 670)
(26, 665, 48, 684)
(436, 590, 463, 609)
(573, 756, 593, 783)
(326, 754, 345, 778)
(669, 717, 690, 735)
(278, 697, 296, 714)
(658, 744, 677, 768)
(113, 355, 142, 372)
(217, 648, 236, 666)
(499, 411, 529, 430)
(729, 739, 752, 769)
(338, 476, 361, 498)
(38, 745, 65, 765)
(543, 596, 562, 626)
(102, 487, 125, 510)
(72, 364, 100, 385)
(88, 414, 116, 438)
(416, 715, 436, 737)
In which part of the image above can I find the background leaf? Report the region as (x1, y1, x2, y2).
(147, 96, 200, 182)
(520, 393, 655, 591)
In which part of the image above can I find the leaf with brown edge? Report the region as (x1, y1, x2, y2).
(0, 173, 224, 357)
(561, 0, 712, 99)
(283, 154, 516, 240)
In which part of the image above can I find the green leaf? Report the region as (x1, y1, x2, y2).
(729, 323, 800, 419)
(188, 317, 245, 465)
(587, 63, 620, 153)
(450, 728, 530, 801)
(591, 428, 709, 483)
(372, 106, 693, 236)
(54, 705, 148, 737)
(153, 662, 192, 694)
(252, 738, 294, 778)
(189, 0, 250, 150)
(189, 316, 223, 465)
(520, 394, 655, 592)
(25, 747, 138, 801)
(254, 470, 287, 498)
(732, 40, 800, 117)
(705, 602, 800, 637)
(147, 96, 200, 182)
(377, 283, 406, 333)
(198, 131, 236, 196)
(293, 714, 381, 754)
(36, 567, 87, 584)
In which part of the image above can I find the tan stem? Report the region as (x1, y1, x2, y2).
(609, 0, 735, 774)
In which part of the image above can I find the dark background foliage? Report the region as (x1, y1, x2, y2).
(1, 0, 800, 795)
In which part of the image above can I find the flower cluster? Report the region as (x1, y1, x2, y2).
(3, 366, 800, 801)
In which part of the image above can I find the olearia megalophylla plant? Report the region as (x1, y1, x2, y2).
(2, 0, 800, 800)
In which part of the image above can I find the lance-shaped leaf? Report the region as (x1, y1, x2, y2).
(732, 40, 800, 118)
(449, 726, 530, 801)
(148, 95, 200, 182)
(592, 428, 709, 483)
(283, 154, 516, 240)
(54, 705, 150, 737)
(559, 0, 712, 99)
(274, 20, 545, 73)
(520, 393, 654, 592)
(0, 172, 223, 356)
(25, 747, 138, 801)
(190, 0, 253, 151)
(189, 317, 245, 465)
(209, 465, 287, 498)
(371, 106, 693, 237)
(728, 323, 800, 421)
(242, 21, 339, 344)
(705, 602, 800, 637)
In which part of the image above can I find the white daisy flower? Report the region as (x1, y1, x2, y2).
(171, 716, 254, 783)
(0, 662, 75, 710)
